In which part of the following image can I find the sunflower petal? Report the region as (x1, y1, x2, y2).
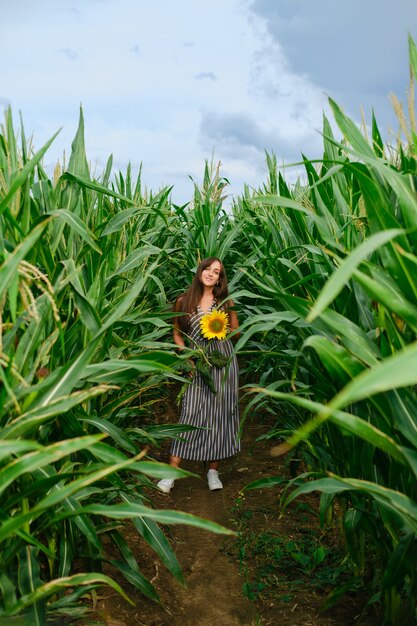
(200, 309, 229, 340)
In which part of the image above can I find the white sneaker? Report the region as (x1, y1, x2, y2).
(207, 469, 223, 491)
(157, 478, 174, 493)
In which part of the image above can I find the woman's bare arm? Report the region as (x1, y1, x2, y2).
(173, 325, 186, 349)
(228, 301, 240, 339)
(173, 296, 186, 349)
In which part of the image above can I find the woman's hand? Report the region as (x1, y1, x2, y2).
(187, 359, 195, 377)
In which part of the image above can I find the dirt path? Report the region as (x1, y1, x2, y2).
(149, 460, 259, 626)
(91, 417, 278, 626)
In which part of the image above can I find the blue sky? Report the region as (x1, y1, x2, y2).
(2, 0, 417, 204)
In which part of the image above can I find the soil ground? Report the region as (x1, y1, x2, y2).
(82, 393, 379, 626)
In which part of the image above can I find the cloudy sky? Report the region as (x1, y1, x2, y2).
(2, 0, 417, 204)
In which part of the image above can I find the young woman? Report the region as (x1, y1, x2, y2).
(157, 257, 240, 493)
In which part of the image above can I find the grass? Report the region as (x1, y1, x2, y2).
(231, 495, 356, 599)
(225, 490, 377, 624)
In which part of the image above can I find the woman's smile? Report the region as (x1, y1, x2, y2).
(201, 261, 221, 286)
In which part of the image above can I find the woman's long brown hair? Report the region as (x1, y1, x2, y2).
(174, 257, 230, 333)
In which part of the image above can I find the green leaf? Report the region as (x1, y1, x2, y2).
(304, 335, 364, 384)
(0, 440, 42, 462)
(353, 265, 417, 332)
(108, 560, 159, 602)
(0, 573, 17, 613)
(285, 475, 417, 533)
(71, 288, 102, 335)
(61, 495, 101, 550)
(2, 387, 109, 439)
(17, 547, 45, 626)
(81, 358, 172, 384)
(382, 532, 415, 589)
(128, 513, 184, 583)
(307, 229, 404, 322)
(61, 171, 135, 205)
(0, 221, 49, 299)
(343, 509, 365, 569)
(7, 573, 133, 615)
(67, 106, 90, 179)
(49, 209, 101, 253)
(331, 340, 417, 410)
(0, 435, 104, 497)
(329, 98, 375, 158)
(110, 245, 162, 277)
(59, 502, 235, 536)
(249, 387, 412, 468)
(33, 338, 102, 408)
(371, 109, 384, 157)
(101, 206, 141, 236)
(129, 461, 195, 480)
(243, 476, 287, 491)
(0, 131, 60, 218)
(33, 452, 146, 512)
(101, 272, 151, 332)
(79, 417, 137, 454)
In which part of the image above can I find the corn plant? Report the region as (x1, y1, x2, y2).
(236, 36, 417, 625)
(0, 108, 234, 624)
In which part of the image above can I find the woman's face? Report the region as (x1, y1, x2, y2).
(200, 260, 222, 288)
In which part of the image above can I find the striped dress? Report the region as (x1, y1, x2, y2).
(170, 302, 240, 461)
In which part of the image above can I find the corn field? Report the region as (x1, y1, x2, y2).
(1, 34, 417, 626)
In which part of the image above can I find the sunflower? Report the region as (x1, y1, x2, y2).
(200, 309, 229, 340)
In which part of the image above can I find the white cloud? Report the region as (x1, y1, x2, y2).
(249, 0, 417, 131)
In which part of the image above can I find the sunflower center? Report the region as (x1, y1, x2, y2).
(208, 319, 225, 333)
